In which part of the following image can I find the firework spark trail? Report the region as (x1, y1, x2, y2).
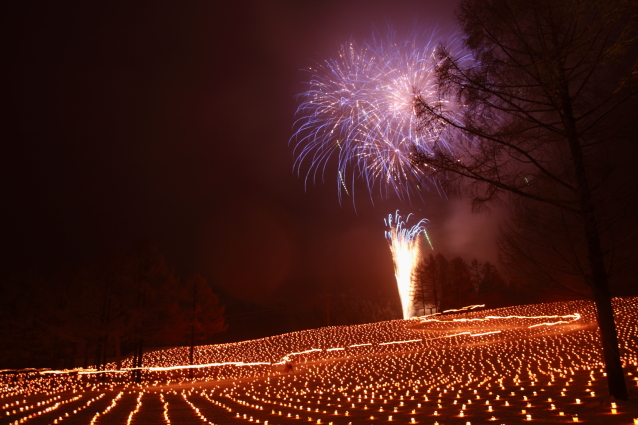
(292, 30, 466, 200)
(385, 211, 428, 319)
(420, 313, 582, 324)
(423, 228, 435, 250)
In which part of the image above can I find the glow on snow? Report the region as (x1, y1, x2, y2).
(385, 211, 428, 319)
(292, 30, 465, 200)
(3, 298, 638, 424)
(33, 307, 584, 375)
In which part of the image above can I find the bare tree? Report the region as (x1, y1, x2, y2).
(181, 273, 227, 376)
(411, 259, 431, 315)
(413, 253, 461, 314)
(124, 244, 179, 383)
(447, 257, 476, 309)
(412, 0, 638, 399)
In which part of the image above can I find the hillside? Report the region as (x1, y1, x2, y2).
(2, 298, 638, 424)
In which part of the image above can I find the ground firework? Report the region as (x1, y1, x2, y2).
(385, 211, 428, 319)
(293, 29, 462, 200)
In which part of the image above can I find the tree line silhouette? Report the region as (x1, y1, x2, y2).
(412, 253, 525, 315)
(0, 245, 226, 371)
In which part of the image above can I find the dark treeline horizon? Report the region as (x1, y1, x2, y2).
(0, 244, 226, 371)
(3, 240, 623, 371)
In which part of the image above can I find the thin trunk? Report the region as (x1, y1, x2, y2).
(98, 335, 106, 382)
(189, 282, 198, 379)
(101, 335, 108, 370)
(102, 333, 110, 380)
(134, 339, 143, 383)
(93, 341, 101, 369)
(70, 341, 78, 369)
(420, 275, 427, 315)
(189, 330, 195, 380)
(102, 291, 112, 372)
(562, 79, 627, 400)
(115, 330, 121, 370)
(130, 344, 136, 382)
(455, 270, 461, 309)
(82, 339, 89, 369)
(582, 202, 627, 399)
(132, 261, 145, 384)
(432, 274, 440, 313)
(131, 344, 138, 369)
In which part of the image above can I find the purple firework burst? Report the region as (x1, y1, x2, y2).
(292, 29, 466, 201)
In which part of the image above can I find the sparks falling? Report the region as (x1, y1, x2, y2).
(292, 29, 467, 200)
(385, 211, 428, 319)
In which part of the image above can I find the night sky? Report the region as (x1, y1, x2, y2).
(5, 1, 502, 311)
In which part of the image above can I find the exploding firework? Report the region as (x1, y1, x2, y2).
(293, 29, 464, 200)
(385, 211, 428, 319)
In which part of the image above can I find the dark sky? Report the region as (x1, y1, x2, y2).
(4, 1, 501, 307)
